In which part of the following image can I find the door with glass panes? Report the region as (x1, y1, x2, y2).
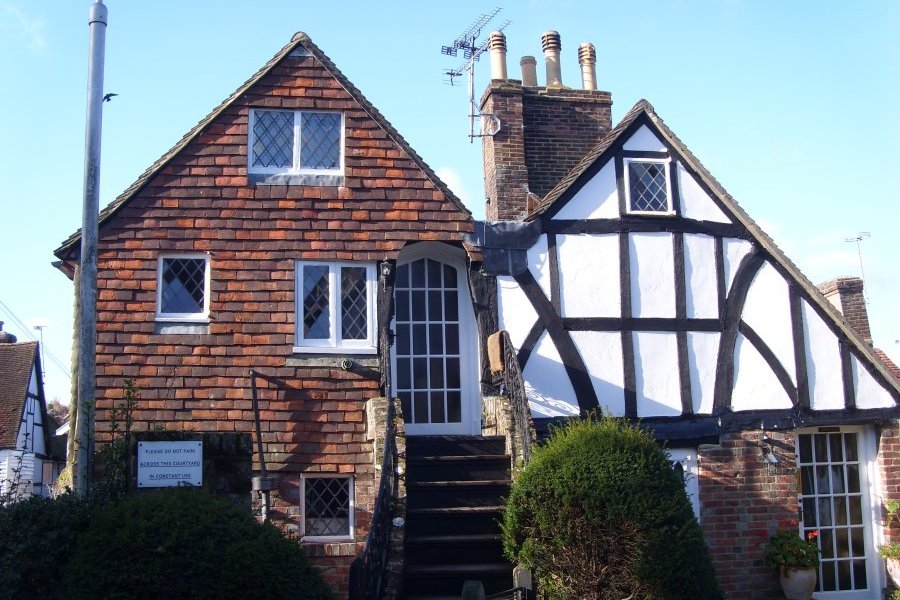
(392, 244, 479, 435)
(797, 427, 880, 599)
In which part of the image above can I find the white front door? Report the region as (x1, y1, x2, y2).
(798, 427, 881, 599)
(392, 243, 479, 436)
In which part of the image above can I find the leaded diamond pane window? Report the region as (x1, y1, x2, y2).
(251, 110, 294, 168)
(159, 257, 207, 316)
(249, 109, 342, 174)
(304, 477, 352, 538)
(301, 112, 341, 170)
(628, 161, 670, 212)
(341, 267, 368, 340)
(303, 265, 330, 339)
(296, 262, 375, 351)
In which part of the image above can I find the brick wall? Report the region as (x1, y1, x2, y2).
(818, 277, 872, 346)
(699, 430, 797, 599)
(481, 81, 611, 221)
(65, 45, 472, 599)
(879, 423, 900, 544)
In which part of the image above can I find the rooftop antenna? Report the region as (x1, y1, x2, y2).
(441, 7, 510, 142)
(844, 231, 871, 302)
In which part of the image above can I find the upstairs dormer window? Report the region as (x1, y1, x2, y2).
(249, 109, 343, 178)
(625, 158, 673, 214)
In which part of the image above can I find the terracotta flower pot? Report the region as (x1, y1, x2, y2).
(779, 567, 817, 600)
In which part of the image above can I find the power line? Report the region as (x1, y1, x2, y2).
(0, 299, 72, 379)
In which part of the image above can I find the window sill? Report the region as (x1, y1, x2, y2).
(300, 540, 357, 557)
(292, 346, 376, 355)
(154, 321, 210, 335)
(286, 354, 379, 369)
(249, 172, 344, 187)
(625, 210, 677, 217)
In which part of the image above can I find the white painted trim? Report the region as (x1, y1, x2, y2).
(247, 109, 345, 177)
(796, 426, 881, 600)
(155, 254, 211, 322)
(300, 474, 355, 542)
(392, 242, 480, 436)
(294, 261, 377, 352)
(667, 448, 700, 520)
(623, 157, 675, 216)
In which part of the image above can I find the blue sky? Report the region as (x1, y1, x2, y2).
(1, 1, 897, 404)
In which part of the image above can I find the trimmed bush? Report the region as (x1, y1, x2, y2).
(502, 416, 722, 600)
(0, 493, 96, 600)
(61, 488, 333, 600)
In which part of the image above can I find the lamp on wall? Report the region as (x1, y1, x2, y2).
(760, 433, 780, 465)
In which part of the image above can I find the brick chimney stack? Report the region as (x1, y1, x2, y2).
(818, 277, 873, 346)
(481, 30, 613, 221)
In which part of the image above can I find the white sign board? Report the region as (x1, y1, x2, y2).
(137, 441, 203, 488)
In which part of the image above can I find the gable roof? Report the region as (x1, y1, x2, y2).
(54, 32, 469, 261)
(0, 341, 38, 448)
(529, 99, 900, 399)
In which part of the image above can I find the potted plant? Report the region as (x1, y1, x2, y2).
(880, 499, 900, 588)
(764, 520, 820, 600)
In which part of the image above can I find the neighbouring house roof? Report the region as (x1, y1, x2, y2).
(0, 341, 38, 449)
(54, 31, 469, 262)
(876, 350, 900, 382)
(529, 99, 900, 399)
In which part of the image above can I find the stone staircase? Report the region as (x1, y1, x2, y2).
(403, 435, 514, 599)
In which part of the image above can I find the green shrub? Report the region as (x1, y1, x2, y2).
(0, 493, 96, 600)
(501, 416, 722, 600)
(61, 488, 333, 600)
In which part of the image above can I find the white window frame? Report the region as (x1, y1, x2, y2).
(300, 474, 355, 542)
(795, 425, 882, 599)
(294, 261, 377, 354)
(155, 254, 211, 322)
(624, 157, 674, 216)
(248, 109, 344, 176)
(667, 448, 700, 521)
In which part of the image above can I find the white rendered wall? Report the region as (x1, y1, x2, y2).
(677, 163, 731, 224)
(723, 238, 753, 297)
(555, 161, 619, 220)
(622, 125, 667, 153)
(630, 233, 675, 318)
(853, 356, 895, 409)
(741, 262, 796, 384)
(558, 234, 620, 318)
(497, 276, 538, 350)
(523, 332, 580, 417)
(731, 334, 792, 411)
(802, 300, 845, 410)
(684, 233, 719, 319)
(570, 331, 625, 416)
(527, 234, 553, 301)
(687, 331, 720, 414)
(633, 331, 682, 417)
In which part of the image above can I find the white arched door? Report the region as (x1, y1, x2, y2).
(392, 243, 479, 436)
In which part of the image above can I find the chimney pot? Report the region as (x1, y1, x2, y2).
(578, 42, 597, 91)
(520, 56, 538, 86)
(541, 30, 562, 86)
(487, 31, 508, 81)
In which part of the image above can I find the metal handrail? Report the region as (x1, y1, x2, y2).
(348, 398, 397, 600)
(499, 331, 534, 465)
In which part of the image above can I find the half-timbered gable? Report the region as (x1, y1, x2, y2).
(482, 99, 899, 432)
(0, 331, 63, 499)
(471, 29, 900, 599)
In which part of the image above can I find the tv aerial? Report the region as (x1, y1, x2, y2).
(441, 7, 510, 142)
